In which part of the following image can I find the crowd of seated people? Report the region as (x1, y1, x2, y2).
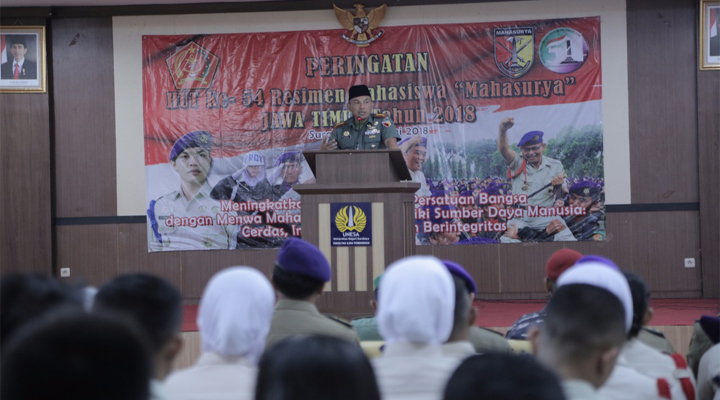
(1, 239, 718, 400)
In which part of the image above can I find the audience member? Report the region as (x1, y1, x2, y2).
(697, 343, 720, 400)
(0, 273, 83, 349)
(1, 312, 152, 400)
(443, 353, 567, 400)
(255, 335, 381, 400)
(689, 313, 720, 378)
(373, 255, 459, 400)
(351, 275, 384, 341)
(93, 274, 184, 400)
(165, 267, 275, 400)
(617, 271, 696, 400)
(506, 248, 583, 340)
(266, 238, 358, 348)
(441, 260, 510, 358)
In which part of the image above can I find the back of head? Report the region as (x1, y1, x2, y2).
(93, 273, 182, 353)
(622, 271, 649, 338)
(273, 238, 330, 300)
(377, 256, 455, 345)
(545, 249, 583, 283)
(541, 284, 626, 364)
(0, 274, 83, 348)
(449, 275, 472, 341)
(256, 335, 380, 400)
(443, 353, 566, 400)
(198, 266, 275, 363)
(1, 312, 152, 400)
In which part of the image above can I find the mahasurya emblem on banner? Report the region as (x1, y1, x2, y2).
(165, 41, 220, 90)
(333, 3, 387, 47)
(493, 27, 535, 78)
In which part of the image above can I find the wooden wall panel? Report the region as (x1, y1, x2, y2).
(117, 223, 183, 290)
(627, 0, 698, 203)
(56, 225, 118, 286)
(52, 18, 117, 218)
(0, 17, 52, 276)
(432, 244, 500, 294)
(697, 69, 720, 298)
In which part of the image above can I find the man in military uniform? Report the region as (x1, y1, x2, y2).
(563, 180, 606, 241)
(266, 238, 358, 349)
(320, 84, 401, 151)
(497, 117, 575, 242)
(147, 131, 235, 251)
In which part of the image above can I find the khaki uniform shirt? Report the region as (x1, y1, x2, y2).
(638, 328, 675, 354)
(265, 299, 358, 349)
(148, 182, 236, 251)
(330, 114, 400, 150)
(469, 326, 512, 354)
(506, 153, 564, 207)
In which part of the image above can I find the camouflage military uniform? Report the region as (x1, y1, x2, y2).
(330, 113, 401, 150)
(505, 308, 547, 340)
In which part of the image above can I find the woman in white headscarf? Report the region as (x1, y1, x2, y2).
(372, 255, 460, 400)
(165, 267, 275, 400)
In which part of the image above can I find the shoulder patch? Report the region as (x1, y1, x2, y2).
(326, 315, 353, 328)
(334, 121, 346, 128)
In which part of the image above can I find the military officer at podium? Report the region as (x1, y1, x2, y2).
(320, 84, 401, 151)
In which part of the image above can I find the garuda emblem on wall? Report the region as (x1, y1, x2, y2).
(333, 3, 387, 47)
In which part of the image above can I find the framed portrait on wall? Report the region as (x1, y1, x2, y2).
(700, 0, 720, 70)
(0, 26, 46, 93)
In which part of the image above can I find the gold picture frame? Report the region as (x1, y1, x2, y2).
(0, 26, 47, 93)
(700, 0, 720, 70)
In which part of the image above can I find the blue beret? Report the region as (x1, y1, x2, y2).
(442, 260, 477, 294)
(459, 190, 473, 197)
(575, 255, 620, 271)
(274, 152, 303, 167)
(276, 238, 331, 282)
(517, 131, 544, 147)
(482, 183, 505, 196)
(569, 180, 601, 196)
(169, 131, 213, 161)
(349, 85, 371, 100)
(398, 136, 428, 149)
(699, 315, 719, 344)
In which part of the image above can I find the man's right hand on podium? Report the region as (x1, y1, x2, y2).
(320, 137, 338, 151)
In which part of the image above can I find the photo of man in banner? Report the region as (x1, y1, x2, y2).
(143, 16, 605, 251)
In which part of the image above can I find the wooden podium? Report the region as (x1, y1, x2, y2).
(294, 149, 420, 318)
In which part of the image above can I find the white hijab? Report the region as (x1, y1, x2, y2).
(197, 267, 275, 364)
(557, 261, 633, 332)
(377, 256, 455, 345)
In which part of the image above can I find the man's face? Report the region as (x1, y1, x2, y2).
(347, 95, 372, 121)
(246, 165, 262, 178)
(405, 146, 427, 172)
(568, 193, 596, 210)
(171, 147, 211, 185)
(10, 44, 27, 62)
(520, 143, 546, 165)
(429, 231, 460, 245)
(281, 161, 301, 184)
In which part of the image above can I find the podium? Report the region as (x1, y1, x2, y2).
(294, 149, 420, 318)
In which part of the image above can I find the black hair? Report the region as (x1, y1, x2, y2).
(272, 264, 325, 300)
(8, 35, 28, 48)
(450, 275, 472, 340)
(443, 353, 566, 400)
(622, 271, 650, 339)
(93, 273, 182, 353)
(542, 284, 626, 362)
(1, 311, 152, 400)
(256, 335, 380, 400)
(0, 274, 83, 348)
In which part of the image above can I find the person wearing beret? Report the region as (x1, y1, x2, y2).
(399, 136, 432, 197)
(320, 84, 401, 151)
(147, 131, 236, 251)
(269, 152, 311, 201)
(265, 238, 359, 349)
(441, 261, 510, 359)
(562, 180, 606, 241)
(1, 36, 37, 80)
(497, 117, 576, 242)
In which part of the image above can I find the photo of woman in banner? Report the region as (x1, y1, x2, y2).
(147, 131, 236, 251)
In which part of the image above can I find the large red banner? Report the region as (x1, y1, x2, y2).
(144, 16, 605, 251)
